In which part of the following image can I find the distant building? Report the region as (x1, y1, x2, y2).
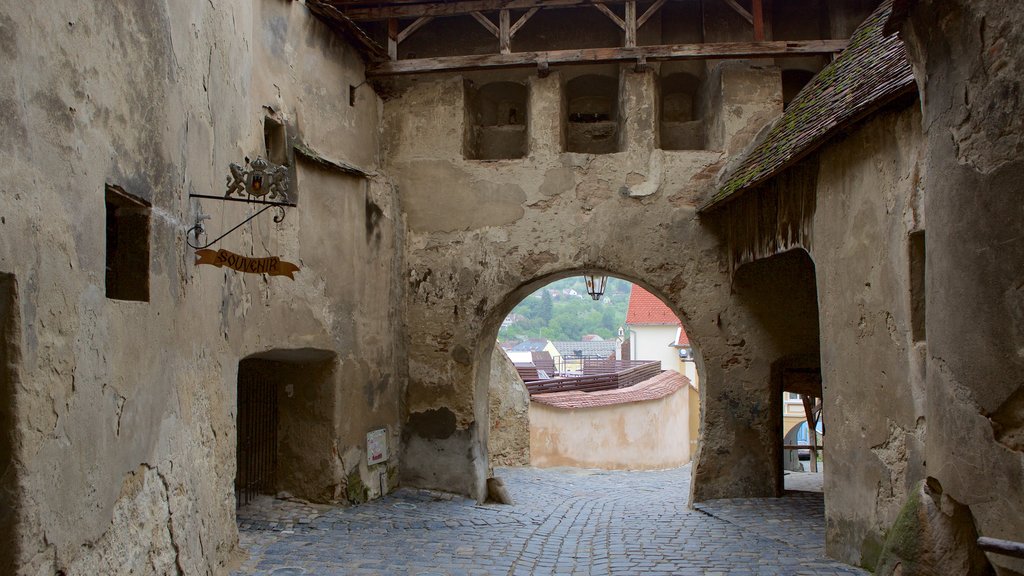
(625, 286, 691, 374)
(550, 340, 618, 371)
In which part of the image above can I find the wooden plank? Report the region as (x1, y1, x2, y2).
(978, 537, 1024, 559)
(509, 6, 539, 37)
(624, 1, 636, 48)
(752, 0, 765, 41)
(470, 11, 500, 36)
(367, 39, 849, 76)
(387, 18, 398, 60)
(500, 9, 511, 54)
(636, 0, 666, 29)
(720, 0, 754, 25)
(305, 0, 390, 62)
(396, 16, 434, 44)
(593, 2, 625, 30)
(337, 0, 635, 21)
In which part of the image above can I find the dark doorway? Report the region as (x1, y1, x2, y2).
(235, 359, 280, 507)
(0, 273, 19, 572)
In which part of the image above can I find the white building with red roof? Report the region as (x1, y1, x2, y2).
(625, 287, 696, 387)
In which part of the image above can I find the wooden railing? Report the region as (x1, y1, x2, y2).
(525, 360, 662, 396)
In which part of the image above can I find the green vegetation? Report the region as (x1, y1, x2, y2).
(499, 277, 632, 342)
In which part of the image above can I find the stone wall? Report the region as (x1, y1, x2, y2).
(901, 3, 1024, 574)
(0, 2, 404, 573)
(385, 61, 798, 502)
(810, 104, 927, 568)
(487, 348, 530, 467)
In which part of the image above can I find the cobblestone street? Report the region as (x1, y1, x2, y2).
(234, 466, 866, 575)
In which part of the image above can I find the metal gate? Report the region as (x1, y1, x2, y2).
(236, 364, 279, 507)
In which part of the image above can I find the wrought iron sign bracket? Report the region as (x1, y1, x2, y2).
(186, 156, 296, 250)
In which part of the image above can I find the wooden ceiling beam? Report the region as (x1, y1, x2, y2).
(334, 0, 636, 21)
(720, 0, 754, 25)
(593, 3, 625, 30)
(367, 39, 848, 76)
(509, 7, 540, 37)
(636, 0, 667, 29)
(471, 11, 500, 36)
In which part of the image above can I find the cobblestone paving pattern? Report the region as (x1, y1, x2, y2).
(235, 465, 867, 575)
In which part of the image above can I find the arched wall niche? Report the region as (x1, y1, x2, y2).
(660, 72, 706, 150)
(564, 72, 621, 154)
(464, 80, 529, 160)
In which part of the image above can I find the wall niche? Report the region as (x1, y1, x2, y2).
(565, 73, 620, 154)
(465, 81, 528, 160)
(660, 72, 705, 151)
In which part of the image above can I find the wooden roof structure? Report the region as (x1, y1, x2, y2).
(702, 0, 917, 211)
(306, 0, 849, 77)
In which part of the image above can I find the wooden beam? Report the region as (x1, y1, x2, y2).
(336, 0, 636, 21)
(367, 39, 849, 76)
(509, 6, 539, 37)
(624, 1, 636, 47)
(593, 3, 625, 30)
(499, 9, 511, 54)
(752, 0, 765, 41)
(978, 537, 1024, 560)
(470, 11, 500, 36)
(636, 0, 666, 29)
(305, 0, 389, 62)
(396, 16, 434, 44)
(720, 0, 754, 25)
(387, 18, 398, 60)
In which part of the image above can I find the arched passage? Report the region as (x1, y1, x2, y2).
(400, 221, 791, 505)
(732, 249, 824, 494)
(483, 273, 704, 473)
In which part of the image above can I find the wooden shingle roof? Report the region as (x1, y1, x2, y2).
(701, 0, 916, 212)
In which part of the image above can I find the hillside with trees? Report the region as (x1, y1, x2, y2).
(498, 277, 633, 342)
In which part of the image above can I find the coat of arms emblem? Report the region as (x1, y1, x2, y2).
(226, 157, 290, 202)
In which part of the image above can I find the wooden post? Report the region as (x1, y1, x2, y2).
(752, 0, 765, 41)
(499, 9, 511, 54)
(802, 394, 819, 473)
(387, 18, 399, 60)
(625, 1, 637, 48)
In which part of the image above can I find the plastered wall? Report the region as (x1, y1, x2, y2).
(809, 104, 927, 568)
(530, 386, 691, 470)
(902, 3, 1024, 573)
(384, 62, 797, 503)
(0, 2, 404, 573)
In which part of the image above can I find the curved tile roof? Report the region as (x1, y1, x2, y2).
(531, 370, 689, 409)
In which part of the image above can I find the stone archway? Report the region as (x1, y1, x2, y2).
(479, 270, 704, 473)
(388, 65, 799, 503)
(399, 212, 791, 504)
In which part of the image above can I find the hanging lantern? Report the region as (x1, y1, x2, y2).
(584, 274, 607, 301)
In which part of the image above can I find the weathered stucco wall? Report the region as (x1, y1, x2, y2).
(530, 385, 691, 470)
(0, 2, 404, 574)
(809, 104, 926, 568)
(901, 3, 1024, 574)
(487, 347, 530, 467)
(532, 375, 692, 469)
(385, 62, 797, 502)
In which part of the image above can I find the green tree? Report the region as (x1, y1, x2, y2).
(539, 289, 553, 323)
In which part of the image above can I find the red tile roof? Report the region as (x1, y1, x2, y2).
(531, 370, 689, 409)
(625, 286, 680, 326)
(675, 327, 690, 347)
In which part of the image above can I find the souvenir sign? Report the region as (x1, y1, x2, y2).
(195, 249, 299, 279)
